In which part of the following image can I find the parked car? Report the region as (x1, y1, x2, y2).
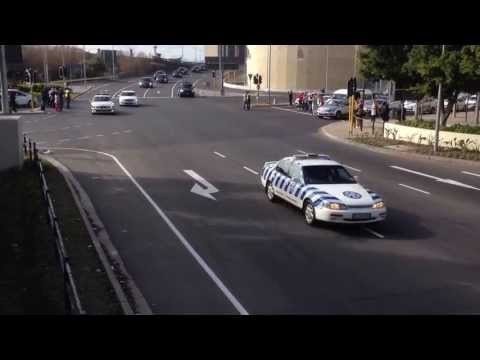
(404, 98, 436, 115)
(0, 89, 33, 107)
(467, 95, 478, 110)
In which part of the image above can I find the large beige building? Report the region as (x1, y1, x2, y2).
(245, 45, 360, 92)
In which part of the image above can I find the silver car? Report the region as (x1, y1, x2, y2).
(316, 99, 348, 119)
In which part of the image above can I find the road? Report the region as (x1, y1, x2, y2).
(23, 72, 480, 314)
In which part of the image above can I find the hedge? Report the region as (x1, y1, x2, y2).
(401, 120, 480, 135)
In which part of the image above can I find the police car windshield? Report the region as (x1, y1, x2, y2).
(93, 96, 111, 102)
(302, 165, 356, 185)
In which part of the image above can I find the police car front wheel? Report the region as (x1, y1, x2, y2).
(303, 201, 316, 225)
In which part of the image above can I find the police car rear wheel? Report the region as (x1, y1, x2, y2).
(266, 182, 276, 202)
(304, 201, 316, 225)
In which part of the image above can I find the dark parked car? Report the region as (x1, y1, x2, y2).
(177, 82, 195, 97)
(154, 71, 168, 83)
(138, 77, 154, 88)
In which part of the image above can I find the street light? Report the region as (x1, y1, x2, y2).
(434, 45, 446, 153)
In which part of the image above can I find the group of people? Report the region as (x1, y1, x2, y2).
(243, 91, 251, 111)
(354, 96, 390, 131)
(41, 86, 72, 112)
(290, 90, 326, 114)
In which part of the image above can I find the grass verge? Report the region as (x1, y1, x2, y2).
(350, 133, 480, 161)
(0, 160, 124, 314)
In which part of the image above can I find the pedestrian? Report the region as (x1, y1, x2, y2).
(247, 92, 251, 110)
(49, 87, 55, 108)
(9, 89, 17, 113)
(308, 93, 313, 113)
(59, 88, 64, 111)
(65, 87, 71, 109)
(288, 90, 293, 106)
(243, 91, 248, 110)
(41, 87, 49, 111)
(54, 91, 60, 112)
(370, 96, 377, 133)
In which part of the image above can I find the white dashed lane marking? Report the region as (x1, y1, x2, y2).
(112, 131, 121, 135)
(364, 227, 385, 239)
(96, 134, 104, 137)
(243, 166, 259, 175)
(123, 129, 132, 133)
(398, 183, 431, 195)
(462, 170, 480, 178)
(214, 151, 227, 158)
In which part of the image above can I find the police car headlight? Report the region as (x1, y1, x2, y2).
(326, 203, 347, 210)
(372, 201, 385, 209)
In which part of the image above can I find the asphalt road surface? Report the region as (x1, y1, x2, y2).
(23, 74, 480, 314)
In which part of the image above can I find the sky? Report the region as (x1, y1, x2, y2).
(80, 45, 204, 62)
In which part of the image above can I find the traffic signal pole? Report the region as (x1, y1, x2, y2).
(0, 45, 9, 114)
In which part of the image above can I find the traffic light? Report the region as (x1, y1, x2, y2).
(58, 65, 65, 79)
(212, 71, 216, 78)
(347, 78, 353, 97)
(253, 74, 258, 85)
(258, 75, 262, 85)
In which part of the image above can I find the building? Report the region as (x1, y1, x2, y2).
(5, 45, 24, 81)
(245, 45, 361, 92)
(97, 48, 118, 72)
(204, 45, 247, 71)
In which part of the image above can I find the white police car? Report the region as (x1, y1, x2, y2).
(260, 154, 387, 225)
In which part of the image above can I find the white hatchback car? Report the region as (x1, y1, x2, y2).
(90, 94, 115, 114)
(118, 90, 139, 106)
(261, 154, 387, 225)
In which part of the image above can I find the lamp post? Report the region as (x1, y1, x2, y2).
(434, 45, 446, 153)
(0, 45, 9, 114)
(268, 45, 272, 105)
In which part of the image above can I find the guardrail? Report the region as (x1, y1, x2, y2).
(23, 135, 86, 315)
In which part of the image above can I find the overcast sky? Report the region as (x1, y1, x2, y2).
(80, 45, 204, 61)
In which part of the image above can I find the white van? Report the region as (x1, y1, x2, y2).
(333, 88, 373, 101)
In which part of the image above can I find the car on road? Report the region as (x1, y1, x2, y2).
(0, 89, 33, 107)
(154, 71, 168, 83)
(177, 82, 195, 97)
(90, 94, 115, 114)
(316, 98, 348, 119)
(404, 99, 436, 115)
(118, 90, 139, 106)
(138, 77, 154, 88)
(261, 153, 387, 225)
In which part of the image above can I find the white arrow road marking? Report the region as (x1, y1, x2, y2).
(47, 147, 248, 315)
(391, 165, 480, 191)
(143, 89, 149, 98)
(171, 79, 183, 98)
(156, 90, 161, 94)
(462, 170, 480, 178)
(183, 170, 219, 200)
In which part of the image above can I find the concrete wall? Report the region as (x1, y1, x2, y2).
(246, 45, 358, 92)
(0, 116, 23, 170)
(384, 122, 480, 151)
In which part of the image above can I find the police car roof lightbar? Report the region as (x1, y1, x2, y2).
(293, 153, 331, 160)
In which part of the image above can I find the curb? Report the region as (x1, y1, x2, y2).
(320, 123, 480, 168)
(42, 155, 153, 315)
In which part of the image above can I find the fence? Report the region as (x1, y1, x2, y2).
(23, 135, 85, 315)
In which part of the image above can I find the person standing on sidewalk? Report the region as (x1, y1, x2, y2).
(243, 91, 248, 110)
(59, 88, 64, 111)
(41, 87, 49, 111)
(54, 91, 60, 112)
(370, 96, 377, 133)
(288, 90, 293, 106)
(65, 87, 71, 109)
(9, 89, 17, 113)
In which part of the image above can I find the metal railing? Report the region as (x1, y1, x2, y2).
(23, 135, 86, 315)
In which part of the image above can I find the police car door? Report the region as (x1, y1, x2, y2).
(286, 163, 304, 207)
(274, 158, 293, 201)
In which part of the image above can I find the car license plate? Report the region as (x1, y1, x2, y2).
(352, 213, 371, 220)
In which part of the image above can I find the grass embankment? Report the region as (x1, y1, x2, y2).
(0, 160, 123, 314)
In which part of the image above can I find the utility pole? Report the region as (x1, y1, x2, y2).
(61, 45, 65, 83)
(0, 45, 10, 114)
(268, 45, 272, 105)
(475, 92, 479, 125)
(434, 45, 446, 153)
(83, 45, 87, 87)
(219, 45, 224, 96)
(43, 45, 49, 86)
(112, 45, 115, 80)
(353, 45, 358, 77)
(325, 45, 329, 91)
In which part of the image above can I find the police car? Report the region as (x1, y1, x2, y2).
(260, 154, 387, 225)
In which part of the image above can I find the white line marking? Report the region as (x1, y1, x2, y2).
(143, 96, 174, 99)
(78, 136, 90, 140)
(343, 164, 362, 172)
(112, 132, 121, 135)
(296, 149, 307, 154)
(272, 106, 313, 116)
(391, 165, 480, 191)
(96, 134, 104, 137)
(61, 126, 70, 130)
(184, 170, 219, 201)
(398, 183, 431, 195)
(143, 89, 149, 98)
(243, 166, 259, 175)
(171, 80, 183, 98)
(462, 171, 480, 178)
(112, 83, 138, 98)
(58, 138, 71, 143)
(77, 83, 111, 99)
(123, 129, 132, 133)
(213, 151, 227, 158)
(364, 227, 385, 239)
(47, 147, 248, 315)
